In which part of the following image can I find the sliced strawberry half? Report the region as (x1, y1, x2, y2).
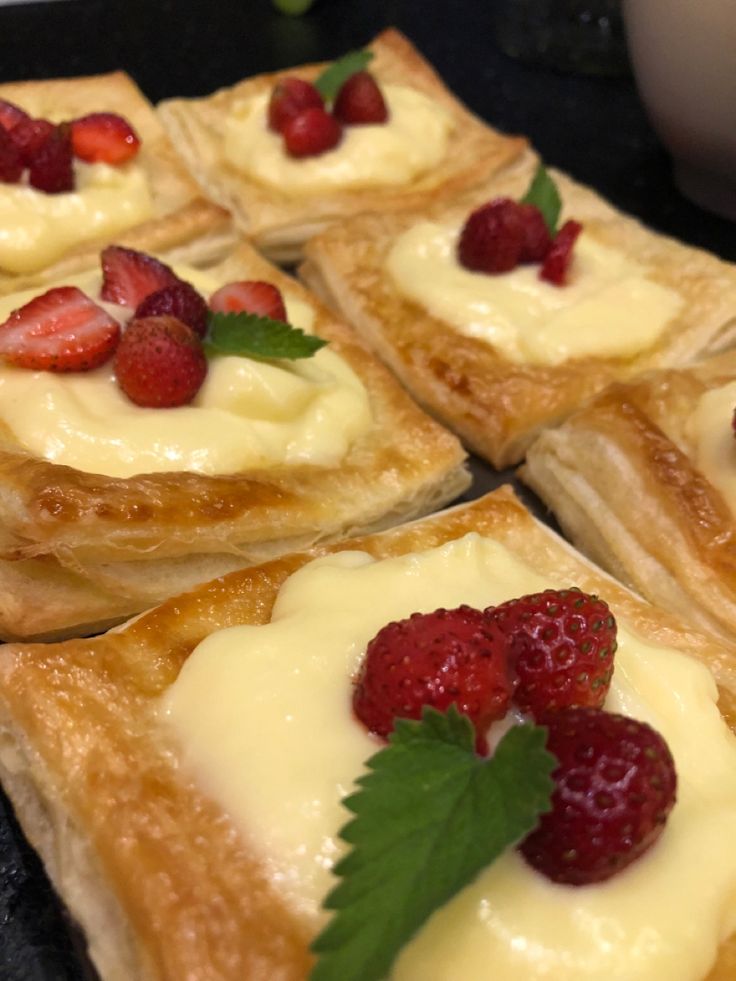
(0, 98, 29, 133)
(0, 286, 120, 372)
(70, 112, 141, 165)
(209, 280, 288, 322)
(100, 246, 181, 308)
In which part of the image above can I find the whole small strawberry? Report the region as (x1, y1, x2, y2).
(268, 77, 324, 133)
(488, 587, 616, 719)
(208, 280, 288, 322)
(353, 605, 516, 752)
(0, 126, 22, 184)
(457, 198, 526, 274)
(282, 106, 342, 158)
(9, 117, 55, 166)
(520, 707, 677, 885)
(333, 71, 388, 125)
(135, 282, 209, 338)
(114, 315, 207, 408)
(0, 98, 29, 133)
(27, 125, 74, 194)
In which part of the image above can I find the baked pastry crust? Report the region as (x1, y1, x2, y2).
(300, 159, 736, 468)
(0, 237, 468, 641)
(0, 70, 223, 293)
(156, 28, 528, 263)
(0, 485, 734, 980)
(521, 350, 736, 643)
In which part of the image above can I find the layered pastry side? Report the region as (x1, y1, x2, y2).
(0, 490, 734, 981)
(0, 240, 468, 640)
(301, 162, 736, 468)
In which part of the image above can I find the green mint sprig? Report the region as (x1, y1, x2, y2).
(310, 707, 555, 981)
(520, 164, 562, 236)
(314, 50, 374, 102)
(204, 311, 327, 361)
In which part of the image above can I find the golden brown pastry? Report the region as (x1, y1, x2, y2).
(156, 28, 528, 262)
(0, 486, 735, 980)
(0, 237, 468, 640)
(300, 159, 736, 468)
(521, 350, 736, 643)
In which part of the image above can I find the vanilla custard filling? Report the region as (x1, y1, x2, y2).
(690, 379, 736, 513)
(0, 161, 153, 275)
(162, 534, 736, 980)
(386, 221, 683, 364)
(0, 266, 371, 478)
(223, 85, 453, 193)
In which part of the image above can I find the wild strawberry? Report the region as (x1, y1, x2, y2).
(0, 98, 28, 132)
(457, 198, 526, 274)
(539, 219, 583, 286)
(135, 282, 208, 338)
(9, 117, 55, 165)
(488, 588, 616, 719)
(209, 280, 288, 322)
(268, 77, 324, 134)
(70, 112, 140, 165)
(333, 71, 388, 124)
(114, 315, 207, 408)
(0, 286, 119, 372)
(100, 246, 180, 308)
(0, 127, 22, 183)
(520, 707, 677, 884)
(353, 605, 516, 753)
(282, 106, 342, 158)
(27, 125, 74, 193)
(518, 203, 552, 262)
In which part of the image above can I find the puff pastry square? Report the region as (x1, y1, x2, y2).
(521, 350, 736, 643)
(0, 486, 735, 980)
(0, 238, 469, 641)
(300, 158, 736, 469)
(156, 28, 528, 263)
(0, 70, 231, 295)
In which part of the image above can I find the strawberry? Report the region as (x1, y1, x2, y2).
(9, 117, 55, 165)
(70, 112, 140, 165)
(114, 315, 207, 408)
(135, 282, 209, 338)
(100, 246, 180, 308)
(0, 126, 22, 183)
(27, 125, 74, 193)
(282, 106, 342, 158)
(488, 588, 616, 719)
(208, 280, 288, 322)
(0, 98, 29, 133)
(539, 219, 583, 286)
(0, 286, 119, 372)
(520, 707, 677, 884)
(333, 71, 388, 124)
(517, 203, 552, 262)
(353, 605, 516, 753)
(268, 77, 324, 134)
(457, 198, 526, 274)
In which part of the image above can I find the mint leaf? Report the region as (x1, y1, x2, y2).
(204, 311, 327, 361)
(520, 163, 562, 235)
(310, 708, 555, 981)
(314, 50, 374, 102)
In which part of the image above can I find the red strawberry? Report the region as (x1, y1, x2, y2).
(100, 246, 180, 308)
(333, 71, 388, 124)
(0, 127, 22, 183)
(114, 315, 207, 408)
(9, 117, 55, 165)
(209, 280, 288, 322)
(520, 707, 677, 884)
(135, 282, 208, 338)
(457, 198, 526, 274)
(488, 588, 616, 719)
(0, 286, 119, 372)
(0, 98, 29, 132)
(268, 77, 324, 134)
(27, 125, 74, 193)
(518, 203, 552, 262)
(539, 219, 583, 286)
(70, 112, 140, 165)
(282, 106, 342, 158)
(353, 605, 516, 753)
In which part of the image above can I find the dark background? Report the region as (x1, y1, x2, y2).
(0, 0, 733, 977)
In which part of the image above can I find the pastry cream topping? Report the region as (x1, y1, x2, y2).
(223, 86, 452, 193)
(386, 222, 683, 365)
(0, 161, 152, 275)
(690, 379, 736, 512)
(162, 534, 736, 980)
(0, 266, 371, 478)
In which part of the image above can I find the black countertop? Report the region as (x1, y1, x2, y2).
(0, 0, 733, 977)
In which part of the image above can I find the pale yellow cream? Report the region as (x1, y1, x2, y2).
(0, 266, 371, 478)
(690, 379, 736, 512)
(0, 161, 153, 275)
(223, 85, 452, 193)
(162, 534, 736, 981)
(386, 221, 683, 364)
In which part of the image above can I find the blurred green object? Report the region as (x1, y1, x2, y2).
(272, 0, 315, 14)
